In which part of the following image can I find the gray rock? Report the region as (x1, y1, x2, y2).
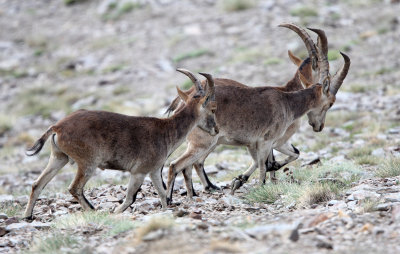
(315, 235, 333, 249)
(384, 192, 400, 202)
(351, 190, 380, 201)
(0, 226, 8, 237)
(5, 222, 32, 231)
(30, 221, 51, 229)
(0, 194, 13, 202)
(328, 200, 339, 206)
(0, 213, 8, 220)
(372, 148, 385, 156)
(376, 203, 392, 211)
(142, 229, 164, 241)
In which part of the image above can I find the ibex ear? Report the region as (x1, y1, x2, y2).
(288, 50, 302, 67)
(322, 78, 331, 95)
(298, 71, 312, 88)
(176, 86, 189, 103)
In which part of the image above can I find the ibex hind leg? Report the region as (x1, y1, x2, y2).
(68, 164, 96, 211)
(266, 143, 300, 182)
(115, 172, 146, 213)
(23, 142, 69, 219)
(182, 167, 198, 199)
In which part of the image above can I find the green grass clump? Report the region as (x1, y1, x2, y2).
(245, 161, 362, 207)
(219, 0, 256, 12)
(173, 49, 212, 63)
(375, 157, 400, 178)
(53, 211, 135, 236)
(290, 6, 318, 17)
(0, 202, 24, 217)
(361, 198, 379, 213)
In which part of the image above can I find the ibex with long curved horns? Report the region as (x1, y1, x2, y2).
(23, 69, 217, 219)
(165, 24, 350, 202)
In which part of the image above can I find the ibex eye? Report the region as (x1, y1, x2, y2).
(211, 110, 216, 113)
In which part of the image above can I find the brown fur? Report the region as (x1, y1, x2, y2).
(23, 70, 218, 219)
(166, 25, 350, 200)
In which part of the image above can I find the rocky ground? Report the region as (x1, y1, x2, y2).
(0, 0, 400, 253)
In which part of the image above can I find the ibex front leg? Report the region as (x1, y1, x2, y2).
(231, 144, 258, 194)
(115, 172, 146, 213)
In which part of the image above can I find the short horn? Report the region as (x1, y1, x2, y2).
(176, 68, 204, 95)
(199, 72, 215, 100)
(279, 23, 318, 70)
(330, 52, 350, 95)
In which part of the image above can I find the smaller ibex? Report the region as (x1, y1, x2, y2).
(23, 69, 217, 219)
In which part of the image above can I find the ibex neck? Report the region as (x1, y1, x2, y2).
(287, 85, 320, 119)
(284, 73, 304, 92)
(165, 105, 198, 153)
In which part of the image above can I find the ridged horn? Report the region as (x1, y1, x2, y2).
(330, 52, 351, 95)
(279, 23, 319, 70)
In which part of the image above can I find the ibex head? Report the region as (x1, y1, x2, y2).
(176, 68, 219, 136)
(280, 24, 351, 132)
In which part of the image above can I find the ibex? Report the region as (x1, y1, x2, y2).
(23, 69, 218, 219)
(165, 24, 350, 203)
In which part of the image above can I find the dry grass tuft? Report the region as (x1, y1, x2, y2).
(135, 216, 174, 241)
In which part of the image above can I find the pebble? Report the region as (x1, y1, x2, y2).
(0, 213, 8, 220)
(315, 235, 333, 249)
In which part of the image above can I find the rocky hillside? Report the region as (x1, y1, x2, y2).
(0, 0, 400, 253)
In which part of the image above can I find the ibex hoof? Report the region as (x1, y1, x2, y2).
(267, 162, 281, 172)
(166, 197, 173, 206)
(23, 215, 34, 222)
(205, 184, 221, 192)
(230, 174, 248, 194)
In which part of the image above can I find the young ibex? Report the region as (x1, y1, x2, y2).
(23, 69, 217, 219)
(165, 24, 350, 202)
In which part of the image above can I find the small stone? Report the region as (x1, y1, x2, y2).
(31, 221, 51, 229)
(392, 204, 400, 221)
(106, 196, 121, 202)
(189, 212, 202, 220)
(360, 223, 373, 233)
(376, 203, 391, 211)
(289, 228, 300, 242)
(315, 235, 333, 249)
(142, 229, 164, 241)
(384, 192, 400, 203)
(0, 213, 8, 220)
(0, 226, 8, 237)
(0, 194, 13, 202)
(5, 222, 32, 231)
(371, 148, 385, 156)
(308, 213, 333, 227)
(328, 200, 339, 206)
(173, 209, 188, 217)
(197, 222, 209, 230)
(4, 217, 19, 225)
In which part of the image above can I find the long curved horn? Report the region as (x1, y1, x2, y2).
(307, 28, 328, 56)
(279, 23, 319, 70)
(198, 72, 215, 101)
(330, 52, 350, 95)
(176, 68, 204, 95)
(308, 28, 330, 93)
